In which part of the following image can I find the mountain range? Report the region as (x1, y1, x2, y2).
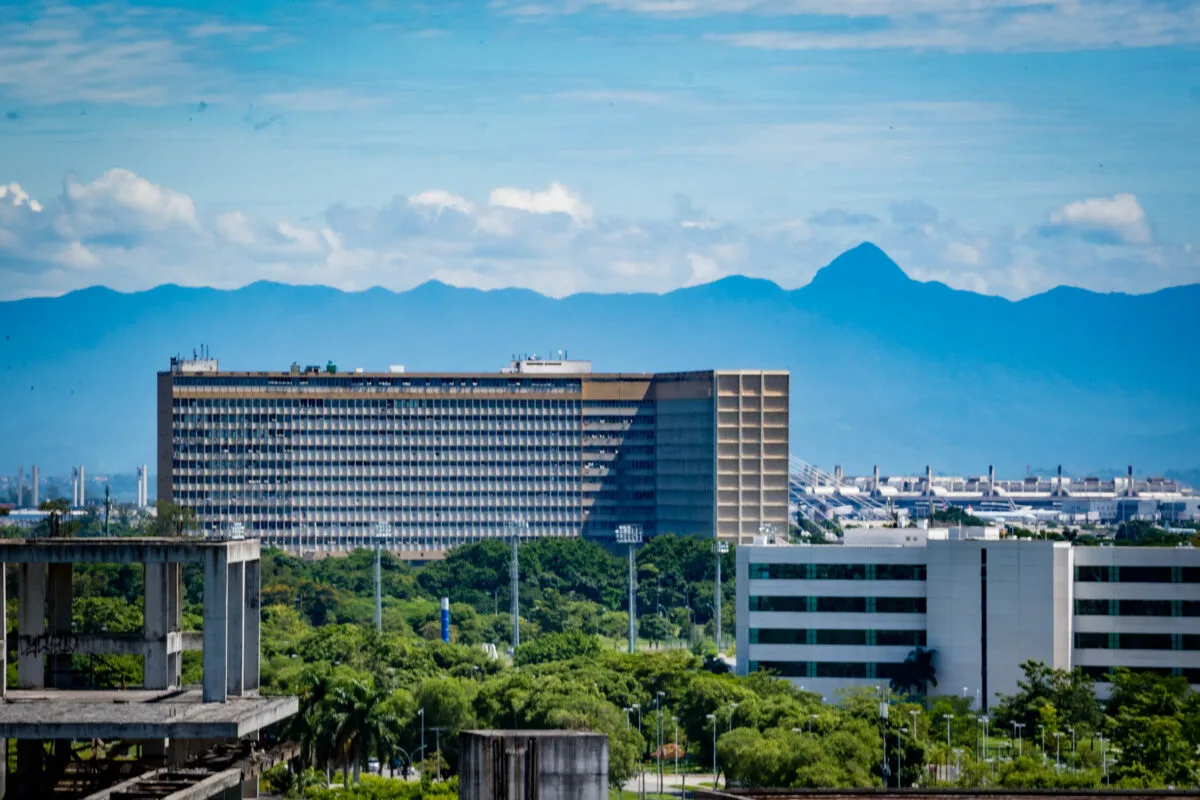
(1, 242, 1197, 479)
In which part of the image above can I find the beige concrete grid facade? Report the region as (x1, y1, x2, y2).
(158, 362, 788, 548)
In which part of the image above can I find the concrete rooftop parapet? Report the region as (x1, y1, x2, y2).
(0, 536, 260, 565)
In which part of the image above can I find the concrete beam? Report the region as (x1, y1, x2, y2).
(0, 695, 298, 740)
(17, 563, 46, 689)
(14, 631, 201, 658)
(0, 538, 260, 566)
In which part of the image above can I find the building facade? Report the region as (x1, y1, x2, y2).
(158, 357, 788, 548)
(737, 531, 1200, 704)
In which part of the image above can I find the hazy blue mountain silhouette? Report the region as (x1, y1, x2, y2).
(2, 242, 1197, 479)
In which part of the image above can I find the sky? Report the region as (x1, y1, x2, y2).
(0, 0, 1198, 301)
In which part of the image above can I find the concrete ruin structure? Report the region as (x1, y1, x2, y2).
(0, 536, 297, 799)
(459, 730, 608, 800)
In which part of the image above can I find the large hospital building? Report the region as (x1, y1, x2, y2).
(737, 529, 1200, 704)
(158, 356, 788, 548)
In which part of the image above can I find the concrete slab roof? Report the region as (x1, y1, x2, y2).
(0, 689, 296, 740)
(0, 537, 259, 564)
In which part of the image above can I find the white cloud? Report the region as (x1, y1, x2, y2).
(0, 5, 209, 105)
(409, 190, 476, 216)
(488, 182, 593, 224)
(504, 0, 1200, 52)
(0, 183, 43, 213)
(187, 23, 271, 39)
(1, 168, 1197, 302)
(65, 168, 198, 233)
(260, 89, 386, 111)
(1045, 193, 1152, 246)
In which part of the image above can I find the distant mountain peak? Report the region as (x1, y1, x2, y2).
(807, 241, 912, 292)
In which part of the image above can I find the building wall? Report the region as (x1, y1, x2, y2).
(1072, 546, 1200, 693)
(654, 375, 717, 538)
(927, 540, 1071, 710)
(715, 371, 789, 543)
(737, 543, 929, 699)
(161, 365, 787, 545)
(740, 540, 1200, 705)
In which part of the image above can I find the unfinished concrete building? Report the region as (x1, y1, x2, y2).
(0, 537, 297, 799)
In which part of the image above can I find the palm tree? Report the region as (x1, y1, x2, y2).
(325, 679, 405, 784)
(890, 646, 938, 697)
(294, 671, 339, 783)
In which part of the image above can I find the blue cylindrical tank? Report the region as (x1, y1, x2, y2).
(441, 597, 450, 643)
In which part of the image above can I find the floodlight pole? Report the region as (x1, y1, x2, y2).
(616, 524, 643, 654)
(374, 520, 391, 633)
(510, 517, 528, 654)
(714, 540, 729, 653)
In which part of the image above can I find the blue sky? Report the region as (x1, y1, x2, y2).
(0, 0, 1197, 299)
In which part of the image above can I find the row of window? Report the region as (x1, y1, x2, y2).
(1075, 599, 1200, 617)
(750, 628, 927, 646)
(748, 563, 927, 581)
(1075, 632, 1200, 651)
(1076, 565, 1200, 583)
(748, 661, 906, 679)
(174, 379, 582, 392)
(749, 596, 927, 614)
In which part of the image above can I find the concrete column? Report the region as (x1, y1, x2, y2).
(143, 563, 175, 690)
(226, 561, 245, 697)
(242, 774, 260, 798)
(168, 562, 182, 685)
(243, 559, 261, 694)
(17, 563, 46, 689)
(203, 549, 229, 703)
(46, 563, 72, 688)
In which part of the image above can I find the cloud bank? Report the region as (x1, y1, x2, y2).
(0, 169, 1195, 302)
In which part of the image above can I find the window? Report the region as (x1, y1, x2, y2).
(874, 597, 927, 614)
(747, 563, 926, 581)
(816, 596, 868, 613)
(814, 629, 867, 646)
(1119, 566, 1173, 583)
(815, 662, 868, 678)
(750, 628, 807, 644)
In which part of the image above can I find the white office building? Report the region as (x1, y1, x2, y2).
(737, 529, 1200, 706)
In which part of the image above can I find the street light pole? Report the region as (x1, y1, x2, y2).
(418, 708, 425, 777)
(706, 713, 717, 789)
(1013, 722, 1025, 758)
(1054, 731, 1063, 770)
(943, 713, 953, 782)
(657, 692, 666, 795)
(672, 715, 679, 784)
(898, 726, 907, 787)
(616, 524, 643, 654)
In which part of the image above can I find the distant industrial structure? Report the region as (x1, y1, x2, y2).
(0, 535, 296, 798)
(738, 528, 1200, 704)
(788, 460, 1197, 527)
(158, 354, 790, 549)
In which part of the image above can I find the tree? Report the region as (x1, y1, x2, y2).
(514, 631, 601, 667)
(1106, 669, 1198, 787)
(146, 500, 197, 537)
(890, 647, 938, 697)
(639, 614, 675, 647)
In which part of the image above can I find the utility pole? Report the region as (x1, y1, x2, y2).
(616, 524, 643, 653)
(713, 540, 729, 653)
(510, 517, 528, 655)
(104, 481, 111, 536)
(373, 521, 391, 633)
